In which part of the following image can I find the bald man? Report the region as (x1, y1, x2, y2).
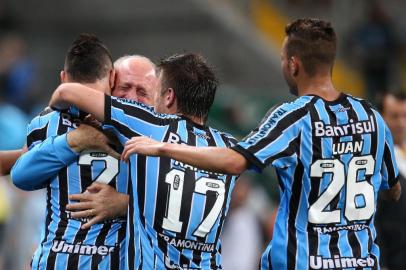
(112, 55, 157, 105)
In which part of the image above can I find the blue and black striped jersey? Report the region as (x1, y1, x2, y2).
(104, 95, 239, 270)
(22, 107, 128, 270)
(232, 94, 399, 270)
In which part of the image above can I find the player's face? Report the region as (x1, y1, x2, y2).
(382, 95, 406, 144)
(112, 61, 157, 106)
(281, 38, 298, 96)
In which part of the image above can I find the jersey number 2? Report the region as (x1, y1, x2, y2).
(78, 150, 119, 185)
(309, 155, 375, 224)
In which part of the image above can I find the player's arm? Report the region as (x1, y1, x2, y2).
(49, 83, 105, 122)
(122, 136, 248, 175)
(0, 149, 25, 175)
(381, 181, 401, 201)
(379, 121, 402, 201)
(12, 133, 79, 190)
(12, 124, 119, 191)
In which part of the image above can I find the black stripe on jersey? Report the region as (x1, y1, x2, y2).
(359, 100, 378, 161)
(384, 143, 398, 187)
(110, 118, 141, 138)
(231, 144, 265, 171)
(359, 100, 379, 225)
(111, 222, 126, 270)
(46, 115, 70, 270)
(178, 122, 198, 267)
(79, 158, 93, 193)
(343, 98, 364, 260)
(246, 108, 308, 157)
(323, 103, 342, 258)
(27, 123, 49, 147)
(127, 167, 136, 270)
(66, 227, 91, 270)
(232, 106, 308, 171)
(35, 185, 53, 269)
(307, 99, 322, 257)
(90, 224, 113, 269)
(106, 94, 176, 126)
(152, 122, 180, 263)
(286, 134, 303, 270)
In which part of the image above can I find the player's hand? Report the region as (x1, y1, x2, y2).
(66, 182, 129, 229)
(67, 124, 120, 159)
(121, 136, 165, 161)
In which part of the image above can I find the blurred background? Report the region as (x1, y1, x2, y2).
(1, 0, 406, 269)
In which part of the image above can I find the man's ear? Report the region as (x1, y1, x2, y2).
(109, 69, 116, 90)
(165, 88, 176, 109)
(60, 70, 66, 83)
(289, 57, 299, 77)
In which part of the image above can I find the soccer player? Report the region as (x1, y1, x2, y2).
(121, 19, 402, 269)
(12, 33, 129, 270)
(49, 53, 239, 269)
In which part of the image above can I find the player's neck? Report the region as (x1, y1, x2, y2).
(298, 76, 340, 101)
(178, 114, 205, 126)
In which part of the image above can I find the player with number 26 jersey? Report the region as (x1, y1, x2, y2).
(104, 96, 238, 270)
(16, 107, 128, 270)
(232, 94, 398, 270)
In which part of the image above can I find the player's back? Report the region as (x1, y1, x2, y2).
(238, 94, 398, 270)
(104, 96, 239, 270)
(25, 108, 128, 270)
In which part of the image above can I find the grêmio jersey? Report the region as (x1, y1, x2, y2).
(103, 95, 238, 270)
(14, 107, 129, 270)
(232, 93, 399, 270)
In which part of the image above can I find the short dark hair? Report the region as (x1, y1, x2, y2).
(285, 18, 337, 77)
(377, 90, 406, 113)
(158, 53, 218, 122)
(64, 33, 113, 83)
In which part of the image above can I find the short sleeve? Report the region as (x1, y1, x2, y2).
(232, 102, 308, 172)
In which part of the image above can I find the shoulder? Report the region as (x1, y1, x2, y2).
(261, 96, 314, 125)
(110, 96, 180, 122)
(28, 108, 60, 132)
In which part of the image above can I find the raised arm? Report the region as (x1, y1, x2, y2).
(122, 136, 248, 175)
(49, 83, 106, 122)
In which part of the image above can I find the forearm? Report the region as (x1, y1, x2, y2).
(160, 144, 247, 175)
(116, 193, 129, 217)
(11, 134, 78, 190)
(381, 182, 401, 202)
(50, 83, 105, 121)
(0, 149, 23, 175)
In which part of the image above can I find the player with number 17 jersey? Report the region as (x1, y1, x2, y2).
(17, 107, 128, 270)
(232, 94, 399, 270)
(104, 95, 238, 270)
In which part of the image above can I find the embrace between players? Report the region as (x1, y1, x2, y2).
(1, 17, 402, 270)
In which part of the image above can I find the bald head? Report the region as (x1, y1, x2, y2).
(112, 55, 158, 105)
